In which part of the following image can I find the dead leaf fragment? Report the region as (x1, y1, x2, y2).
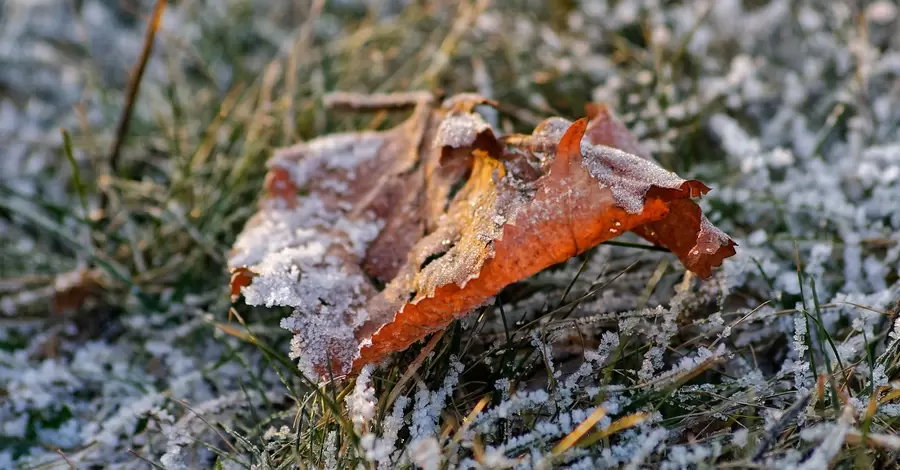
(227, 92, 737, 378)
(581, 105, 737, 278)
(51, 267, 102, 315)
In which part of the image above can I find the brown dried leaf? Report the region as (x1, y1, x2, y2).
(51, 267, 102, 315)
(227, 92, 737, 378)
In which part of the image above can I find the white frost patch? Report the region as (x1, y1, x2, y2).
(270, 132, 384, 187)
(732, 428, 749, 448)
(282, 303, 370, 380)
(228, 140, 386, 376)
(409, 358, 464, 441)
(323, 431, 339, 470)
(346, 364, 378, 431)
(361, 395, 408, 468)
(648, 344, 730, 390)
(228, 198, 331, 268)
(623, 428, 668, 470)
(408, 437, 442, 470)
(797, 406, 855, 470)
(434, 113, 492, 149)
(535, 117, 574, 141)
(579, 141, 686, 214)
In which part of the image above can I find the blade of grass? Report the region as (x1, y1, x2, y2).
(60, 128, 90, 219)
(551, 406, 608, 456)
(577, 412, 649, 448)
(107, 0, 167, 176)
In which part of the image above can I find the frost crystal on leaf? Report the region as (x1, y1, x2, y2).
(579, 143, 685, 214)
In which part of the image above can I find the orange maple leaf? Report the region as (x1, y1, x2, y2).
(226, 92, 736, 378)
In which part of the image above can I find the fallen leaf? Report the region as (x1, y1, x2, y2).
(51, 267, 102, 315)
(227, 92, 737, 378)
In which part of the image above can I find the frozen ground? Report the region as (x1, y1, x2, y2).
(1, 0, 899, 468)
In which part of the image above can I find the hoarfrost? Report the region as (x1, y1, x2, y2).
(580, 143, 686, 214)
(346, 364, 378, 431)
(797, 406, 854, 470)
(409, 437, 442, 470)
(434, 113, 492, 149)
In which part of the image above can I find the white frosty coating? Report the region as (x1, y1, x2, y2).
(408, 437, 442, 470)
(797, 406, 854, 470)
(649, 344, 730, 390)
(530, 117, 574, 164)
(336, 217, 385, 258)
(623, 428, 668, 470)
(579, 139, 687, 214)
(236, 202, 381, 377)
(269, 131, 385, 187)
(408, 359, 465, 441)
(242, 249, 370, 310)
(731, 428, 749, 448)
(361, 395, 408, 467)
(534, 117, 574, 141)
(229, 197, 385, 274)
(323, 431, 338, 470)
(320, 178, 350, 194)
(228, 197, 329, 269)
(433, 112, 492, 149)
(227, 131, 389, 378)
(346, 364, 377, 431)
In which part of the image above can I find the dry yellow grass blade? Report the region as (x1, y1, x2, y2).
(577, 412, 649, 448)
(452, 395, 491, 444)
(846, 429, 900, 451)
(878, 386, 900, 405)
(215, 322, 254, 343)
(384, 330, 446, 410)
(641, 353, 725, 390)
(551, 406, 608, 456)
(865, 393, 878, 422)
